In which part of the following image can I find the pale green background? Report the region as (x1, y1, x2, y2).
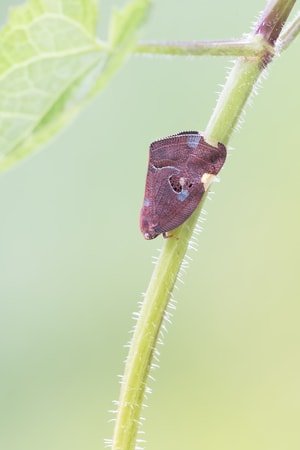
(1, 1, 300, 449)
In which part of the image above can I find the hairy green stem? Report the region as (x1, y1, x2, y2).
(280, 12, 300, 50)
(135, 35, 271, 57)
(111, 1, 296, 449)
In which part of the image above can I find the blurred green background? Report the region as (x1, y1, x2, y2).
(1, 1, 300, 449)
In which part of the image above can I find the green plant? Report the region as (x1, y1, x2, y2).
(111, 2, 299, 449)
(0, 1, 299, 450)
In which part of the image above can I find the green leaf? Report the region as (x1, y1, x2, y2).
(89, 0, 151, 97)
(109, 0, 150, 48)
(0, 0, 150, 173)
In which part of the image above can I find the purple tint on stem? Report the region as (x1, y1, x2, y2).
(254, 0, 296, 67)
(255, 0, 296, 45)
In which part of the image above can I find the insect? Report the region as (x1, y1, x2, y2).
(140, 131, 226, 240)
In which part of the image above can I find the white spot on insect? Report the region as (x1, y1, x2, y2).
(201, 172, 216, 190)
(186, 133, 201, 148)
(143, 198, 150, 207)
(179, 177, 185, 186)
(178, 189, 189, 201)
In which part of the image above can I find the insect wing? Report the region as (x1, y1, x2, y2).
(140, 132, 226, 239)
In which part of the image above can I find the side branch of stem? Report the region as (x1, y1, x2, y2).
(135, 36, 272, 57)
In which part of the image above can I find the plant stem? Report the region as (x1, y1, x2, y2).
(280, 12, 300, 50)
(135, 36, 271, 57)
(111, 1, 296, 449)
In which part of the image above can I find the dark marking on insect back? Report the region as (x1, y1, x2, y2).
(140, 131, 227, 240)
